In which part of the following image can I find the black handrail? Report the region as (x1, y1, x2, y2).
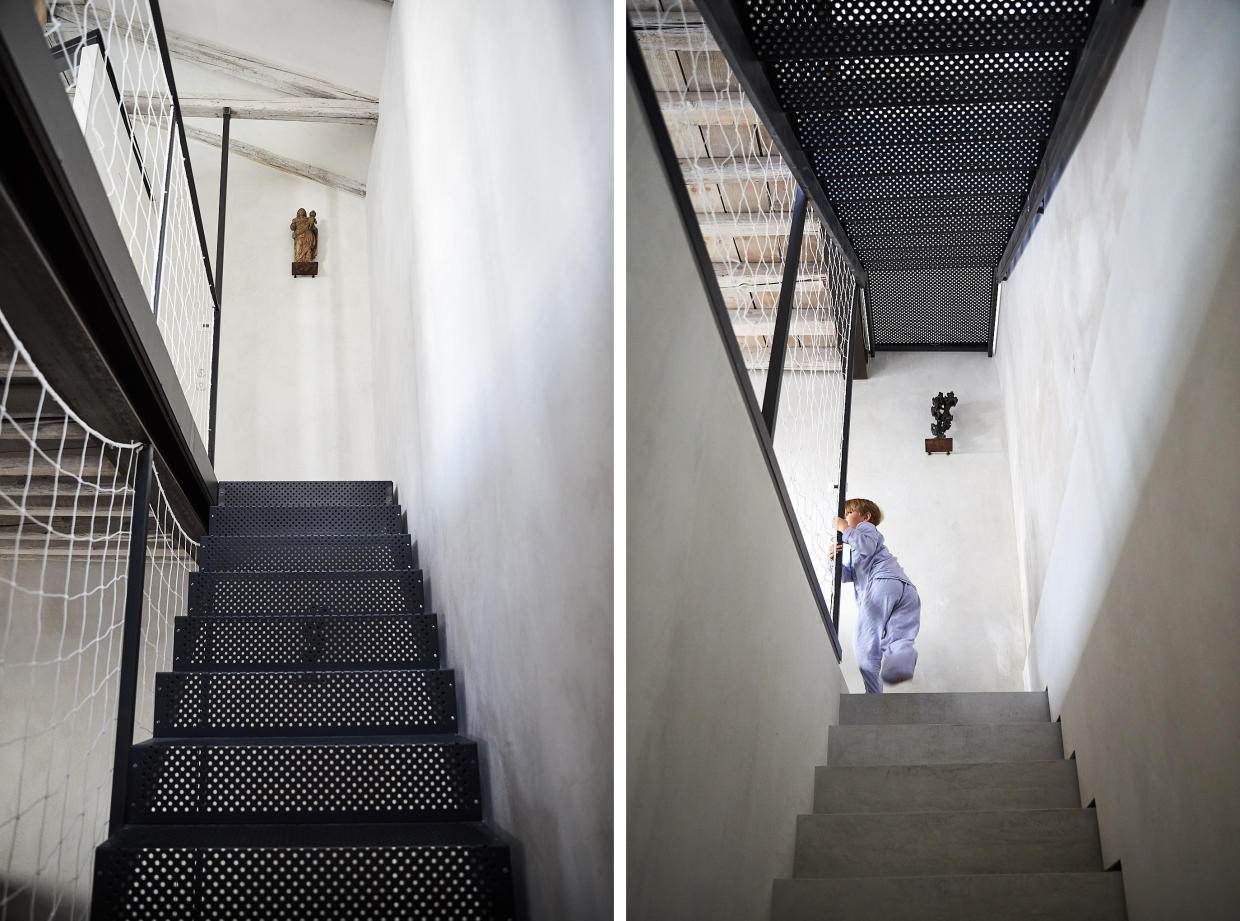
(145, 0, 227, 462)
(761, 185, 808, 438)
(208, 106, 229, 463)
(629, 24, 842, 660)
(107, 444, 153, 836)
(831, 286, 861, 634)
(147, 0, 218, 312)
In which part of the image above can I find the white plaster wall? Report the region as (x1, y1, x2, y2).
(163, 0, 385, 478)
(628, 76, 847, 921)
(834, 352, 1025, 694)
(996, 2, 1240, 917)
(365, 3, 612, 918)
(189, 138, 380, 479)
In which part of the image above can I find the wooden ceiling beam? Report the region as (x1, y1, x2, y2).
(185, 126, 366, 196)
(656, 92, 758, 125)
(126, 93, 377, 124)
(55, 4, 376, 101)
(681, 157, 788, 184)
(696, 213, 819, 237)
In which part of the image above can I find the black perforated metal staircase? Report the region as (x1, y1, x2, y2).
(91, 481, 516, 920)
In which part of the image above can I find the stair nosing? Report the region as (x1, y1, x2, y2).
(134, 732, 473, 748)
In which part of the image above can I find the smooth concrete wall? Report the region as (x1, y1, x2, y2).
(836, 352, 1025, 693)
(628, 76, 848, 921)
(365, 3, 612, 919)
(996, 2, 1240, 917)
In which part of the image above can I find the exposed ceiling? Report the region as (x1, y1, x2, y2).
(633, 0, 1128, 352)
(632, 0, 847, 373)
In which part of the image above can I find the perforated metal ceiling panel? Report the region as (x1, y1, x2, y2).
(735, 0, 1102, 347)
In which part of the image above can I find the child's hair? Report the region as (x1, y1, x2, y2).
(844, 497, 883, 526)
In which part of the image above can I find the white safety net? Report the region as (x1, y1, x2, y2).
(630, 0, 858, 610)
(0, 306, 197, 920)
(42, 0, 215, 444)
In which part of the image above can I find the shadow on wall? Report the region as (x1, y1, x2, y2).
(0, 876, 84, 920)
(1037, 232, 1240, 920)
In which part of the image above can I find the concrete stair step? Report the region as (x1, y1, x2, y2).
(828, 722, 1064, 766)
(793, 809, 1102, 878)
(839, 691, 1050, 725)
(815, 760, 1080, 813)
(772, 872, 1126, 920)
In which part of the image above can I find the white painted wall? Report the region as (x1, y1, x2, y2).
(365, 2, 612, 918)
(189, 137, 380, 479)
(836, 352, 1025, 694)
(996, 2, 1240, 917)
(164, 0, 386, 478)
(628, 76, 848, 921)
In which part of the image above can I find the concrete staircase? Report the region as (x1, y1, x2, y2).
(772, 691, 1127, 920)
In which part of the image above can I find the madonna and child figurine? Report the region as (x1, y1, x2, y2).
(926, 390, 957, 455)
(291, 208, 318, 277)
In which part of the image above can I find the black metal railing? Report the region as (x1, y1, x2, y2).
(629, 21, 855, 659)
(0, 3, 233, 912)
(0, 308, 199, 914)
(39, 0, 227, 464)
(2, 0, 225, 529)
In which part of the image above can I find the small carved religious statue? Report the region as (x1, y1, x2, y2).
(290, 208, 318, 277)
(926, 390, 958, 454)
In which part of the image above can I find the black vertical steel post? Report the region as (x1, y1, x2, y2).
(207, 107, 229, 464)
(761, 185, 809, 438)
(831, 283, 861, 634)
(862, 285, 876, 358)
(987, 268, 1001, 358)
(150, 122, 178, 321)
(108, 445, 154, 835)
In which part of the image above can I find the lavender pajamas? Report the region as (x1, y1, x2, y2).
(840, 522, 920, 694)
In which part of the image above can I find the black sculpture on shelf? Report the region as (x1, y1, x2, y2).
(930, 391, 958, 437)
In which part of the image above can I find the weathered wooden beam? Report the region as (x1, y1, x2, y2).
(126, 93, 377, 124)
(166, 34, 377, 102)
(696, 213, 819, 237)
(730, 316, 838, 338)
(714, 265, 828, 290)
(185, 126, 366, 197)
(630, 12, 712, 52)
(657, 92, 758, 125)
(682, 157, 787, 184)
(56, 5, 376, 101)
(741, 345, 844, 373)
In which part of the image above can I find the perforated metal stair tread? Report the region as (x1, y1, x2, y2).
(173, 614, 441, 671)
(199, 534, 416, 573)
(153, 668, 457, 736)
(731, 0, 1105, 347)
(98, 820, 505, 849)
(187, 570, 425, 616)
(218, 480, 395, 506)
(209, 505, 403, 536)
(743, 1, 1097, 58)
(93, 476, 518, 917)
(127, 736, 482, 824)
(92, 825, 514, 921)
